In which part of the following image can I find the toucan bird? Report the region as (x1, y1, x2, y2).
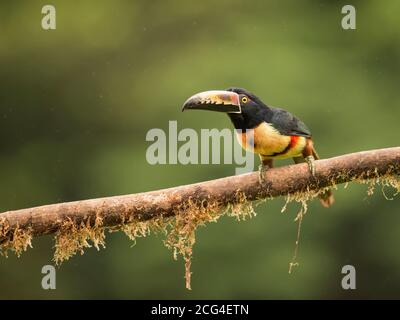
(182, 87, 334, 208)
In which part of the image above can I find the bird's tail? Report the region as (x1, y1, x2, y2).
(311, 147, 335, 208)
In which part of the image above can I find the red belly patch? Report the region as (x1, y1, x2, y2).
(290, 135, 300, 150)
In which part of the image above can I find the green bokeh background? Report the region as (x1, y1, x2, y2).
(0, 0, 399, 299)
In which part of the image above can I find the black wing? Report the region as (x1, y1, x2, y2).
(269, 107, 312, 137)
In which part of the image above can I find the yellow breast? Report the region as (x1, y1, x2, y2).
(236, 122, 306, 159)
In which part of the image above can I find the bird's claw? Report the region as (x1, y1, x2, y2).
(305, 155, 316, 176)
(258, 164, 269, 184)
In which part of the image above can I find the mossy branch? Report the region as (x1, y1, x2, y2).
(0, 146, 399, 289)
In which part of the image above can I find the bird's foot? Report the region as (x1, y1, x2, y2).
(305, 155, 316, 176)
(258, 164, 269, 184)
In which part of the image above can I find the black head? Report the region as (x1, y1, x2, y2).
(225, 87, 268, 111)
(182, 87, 272, 129)
(225, 87, 273, 129)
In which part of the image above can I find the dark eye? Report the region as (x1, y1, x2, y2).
(241, 96, 248, 103)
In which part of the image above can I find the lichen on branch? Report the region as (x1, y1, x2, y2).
(0, 147, 399, 289)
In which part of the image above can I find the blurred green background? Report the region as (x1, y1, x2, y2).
(0, 0, 399, 299)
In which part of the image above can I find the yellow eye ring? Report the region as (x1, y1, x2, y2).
(241, 96, 248, 103)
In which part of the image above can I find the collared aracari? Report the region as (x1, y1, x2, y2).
(182, 87, 334, 208)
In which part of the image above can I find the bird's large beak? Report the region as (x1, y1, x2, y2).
(182, 90, 241, 113)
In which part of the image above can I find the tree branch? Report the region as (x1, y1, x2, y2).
(1, 147, 399, 242)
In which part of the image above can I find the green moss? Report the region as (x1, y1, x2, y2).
(1, 170, 399, 290)
(0, 218, 32, 258)
(53, 214, 105, 265)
